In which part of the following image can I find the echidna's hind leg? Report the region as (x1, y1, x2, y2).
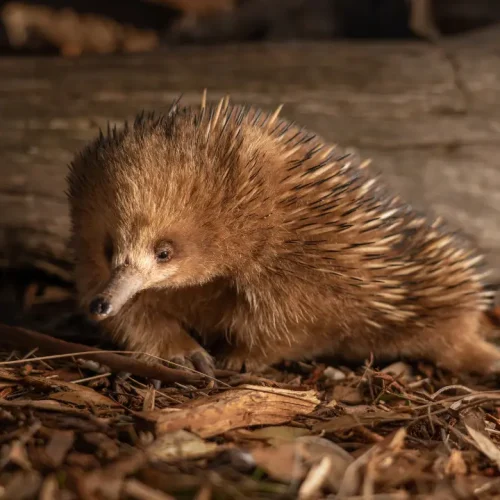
(421, 313, 500, 375)
(432, 337, 500, 374)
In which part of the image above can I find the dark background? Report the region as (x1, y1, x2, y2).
(2, 0, 500, 56)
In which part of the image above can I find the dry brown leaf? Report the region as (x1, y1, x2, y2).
(43, 430, 74, 468)
(313, 411, 412, 433)
(49, 388, 120, 408)
(84, 432, 120, 460)
(331, 385, 364, 404)
(139, 385, 320, 437)
(251, 436, 353, 490)
(465, 424, 500, 470)
(146, 430, 218, 462)
(461, 407, 487, 432)
(251, 442, 307, 483)
(343, 404, 375, 416)
(337, 428, 407, 497)
(241, 425, 311, 446)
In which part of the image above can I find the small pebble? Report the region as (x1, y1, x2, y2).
(323, 367, 346, 381)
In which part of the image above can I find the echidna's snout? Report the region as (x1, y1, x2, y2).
(88, 265, 144, 321)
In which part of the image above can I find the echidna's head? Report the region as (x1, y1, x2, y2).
(67, 106, 277, 321)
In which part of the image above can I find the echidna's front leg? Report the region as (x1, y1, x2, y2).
(216, 337, 291, 372)
(218, 350, 270, 373)
(103, 302, 215, 377)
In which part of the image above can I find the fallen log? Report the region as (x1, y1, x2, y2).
(1, 42, 500, 282)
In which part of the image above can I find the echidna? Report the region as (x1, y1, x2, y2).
(67, 93, 499, 376)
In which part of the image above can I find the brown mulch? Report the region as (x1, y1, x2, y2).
(1, 288, 500, 499)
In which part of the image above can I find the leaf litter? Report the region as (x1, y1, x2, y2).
(1, 320, 500, 498)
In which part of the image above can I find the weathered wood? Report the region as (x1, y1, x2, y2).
(1, 42, 500, 281)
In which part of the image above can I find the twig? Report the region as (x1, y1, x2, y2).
(72, 372, 113, 384)
(430, 384, 476, 400)
(0, 323, 202, 385)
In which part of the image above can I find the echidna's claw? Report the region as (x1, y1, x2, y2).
(151, 379, 162, 390)
(167, 350, 215, 378)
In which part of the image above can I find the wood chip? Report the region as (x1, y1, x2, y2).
(139, 385, 320, 437)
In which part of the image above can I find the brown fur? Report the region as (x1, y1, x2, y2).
(67, 95, 500, 375)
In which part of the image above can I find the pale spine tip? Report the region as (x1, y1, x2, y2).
(268, 104, 284, 129)
(201, 89, 207, 111)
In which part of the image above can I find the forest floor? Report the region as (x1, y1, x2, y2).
(3, 35, 500, 500)
(1, 286, 500, 500)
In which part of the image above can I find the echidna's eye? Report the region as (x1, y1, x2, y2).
(104, 234, 113, 264)
(156, 250, 170, 262)
(155, 241, 173, 263)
